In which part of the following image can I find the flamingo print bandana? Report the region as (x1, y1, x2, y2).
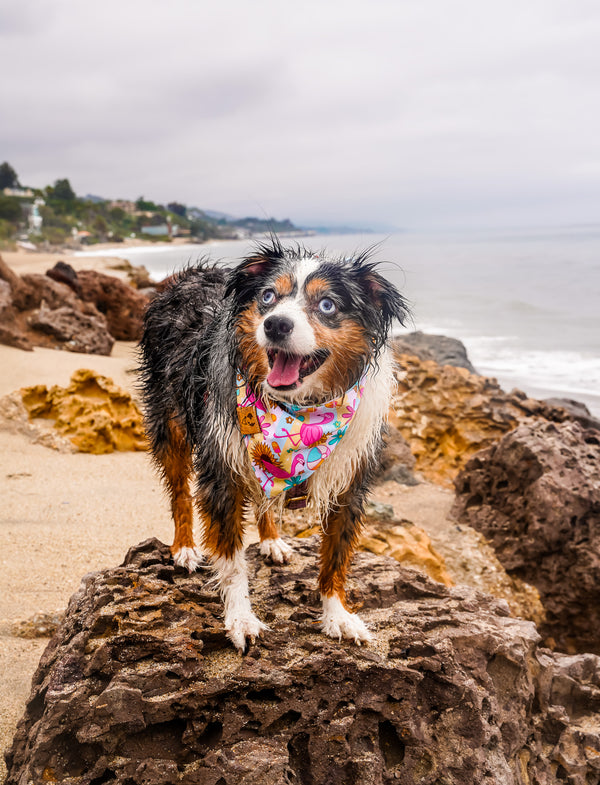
(236, 371, 365, 499)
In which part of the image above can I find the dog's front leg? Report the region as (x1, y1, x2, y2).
(199, 489, 268, 652)
(318, 487, 372, 645)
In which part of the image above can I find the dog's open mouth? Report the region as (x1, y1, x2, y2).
(266, 349, 329, 389)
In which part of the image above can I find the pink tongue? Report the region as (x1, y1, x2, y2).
(267, 352, 303, 387)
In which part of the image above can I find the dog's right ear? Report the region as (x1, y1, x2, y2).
(225, 241, 284, 305)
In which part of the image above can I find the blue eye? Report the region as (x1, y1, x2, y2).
(318, 297, 336, 315)
(261, 289, 276, 305)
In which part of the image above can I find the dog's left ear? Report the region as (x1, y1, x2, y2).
(356, 265, 409, 328)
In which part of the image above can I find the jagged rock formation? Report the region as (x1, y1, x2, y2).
(20, 369, 147, 453)
(452, 420, 600, 654)
(76, 269, 148, 341)
(392, 331, 477, 373)
(391, 353, 600, 485)
(0, 255, 115, 354)
(5, 538, 600, 784)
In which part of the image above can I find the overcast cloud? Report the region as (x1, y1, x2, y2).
(2, 0, 600, 229)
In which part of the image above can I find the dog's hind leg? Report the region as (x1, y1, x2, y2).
(318, 487, 372, 645)
(160, 420, 202, 572)
(257, 508, 294, 564)
(200, 488, 268, 652)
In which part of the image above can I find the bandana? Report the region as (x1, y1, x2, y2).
(236, 371, 365, 500)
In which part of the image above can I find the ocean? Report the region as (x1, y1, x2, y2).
(77, 228, 600, 417)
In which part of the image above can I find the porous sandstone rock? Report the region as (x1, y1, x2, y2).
(452, 420, 600, 654)
(20, 369, 147, 453)
(391, 353, 598, 485)
(5, 538, 600, 784)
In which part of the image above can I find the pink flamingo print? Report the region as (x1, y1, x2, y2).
(300, 412, 335, 446)
(261, 452, 305, 479)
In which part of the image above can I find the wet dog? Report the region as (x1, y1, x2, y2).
(139, 240, 407, 651)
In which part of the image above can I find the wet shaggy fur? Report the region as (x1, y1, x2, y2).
(139, 241, 408, 651)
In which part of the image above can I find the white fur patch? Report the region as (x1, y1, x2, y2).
(259, 537, 294, 564)
(172, 546, 202, 572)
(257, 297, 317, 357)
(309, 349, 395, 515)
(212, 551, 268, 651)
(321, 594, 372, 644)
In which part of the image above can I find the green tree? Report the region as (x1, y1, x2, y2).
(0, 162, 19, 189)
(167, 201, 186, 217)
(52, 178, 76, 201)
(0, 195, 22, 222)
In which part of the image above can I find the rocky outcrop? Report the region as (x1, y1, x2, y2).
(6, 538, 600, 784)
(20, 369, 147, 453)
(373, 427, 418, 485)
(0, 256, 116, 354)
(0, 256, 152, 352)
(76, 269, 149, 340)
(391, 353, 599, 485)
(452, 421, 600, 654)
(28, 301, 114, 355)
(393, 331, 477, 373)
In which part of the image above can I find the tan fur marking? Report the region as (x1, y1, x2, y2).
(304, 277, 331, 300)
(160, 420, 195, 555)
(311, 318, 371, 397)
(257, 508, 279, 542)
(199, 487, 246, 560)
(275, 272, 294, 298)
(237, 302, 269, 385)
(318, 502, 363, 605)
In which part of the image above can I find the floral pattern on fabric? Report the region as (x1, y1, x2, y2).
(236, 372, 365, 498)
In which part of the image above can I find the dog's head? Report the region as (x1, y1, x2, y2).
(226, 240, 408, 402)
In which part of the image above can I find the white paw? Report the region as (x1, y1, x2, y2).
(172, 546, 202, 572)
(225, 610, 269, 653)
(259, 537, 294, 565)
(321, 594, 373, 645)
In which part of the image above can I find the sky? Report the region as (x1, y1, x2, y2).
(2, 0, 600, 230)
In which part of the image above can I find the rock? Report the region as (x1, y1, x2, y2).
(452, 421, 600, 654)
(360, 514, 454, 587)
(6, 538, 600, 784)
(0, 391, 75, 451)
(391, 354, 598, 486)
(12, 612, 63, 639)
(0, 279, 34, 350)
(373, 427, 419, 486)
(393, 331, 478, 373)
(0, 254, 35, 310)
(76, 269, 150, 341)
(391, 355, 520, 485)
(20, 369, 147, 453)
(46, 261, 83, 296)
(20, 273, 99, 314)
(542, 397, 600, 431)
(28, 302, 115, 355)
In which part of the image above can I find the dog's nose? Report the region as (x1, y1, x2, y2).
(264, 315, 294, 341)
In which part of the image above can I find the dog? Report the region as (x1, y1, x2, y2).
(139, 239, 408, 651)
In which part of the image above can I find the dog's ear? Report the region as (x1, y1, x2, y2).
(355, 264, 409, 328)
(225, 241, 285, 304)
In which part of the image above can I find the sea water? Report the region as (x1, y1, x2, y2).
(77, 227, 600, 416)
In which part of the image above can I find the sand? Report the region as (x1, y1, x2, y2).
(0, 248, 453, 779)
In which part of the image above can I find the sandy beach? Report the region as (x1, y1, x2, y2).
(0, 247, 454, 778)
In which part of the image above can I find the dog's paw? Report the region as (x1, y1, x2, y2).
(225, 610, 269, 653)
(172, 546, 202, 572)
(321, 595, 373, 645)
(259, 537, 294, 565)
